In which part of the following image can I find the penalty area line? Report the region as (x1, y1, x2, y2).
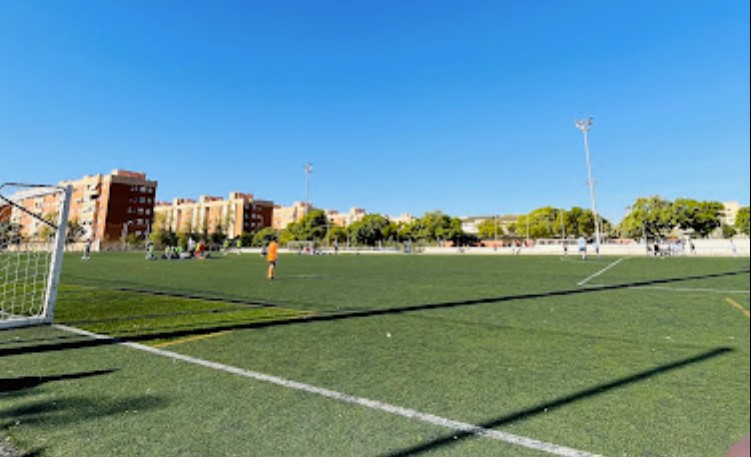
(53, 324, 605, 457)
(577, 258, 625, 286)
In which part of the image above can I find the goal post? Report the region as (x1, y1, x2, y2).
(0, 182, 71, 329)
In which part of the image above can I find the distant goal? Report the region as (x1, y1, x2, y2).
(0, 183, 71, 329)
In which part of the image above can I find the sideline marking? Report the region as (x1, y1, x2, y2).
(152, 330, 234, 348)
(724, 298, 750, 318)
(54, 324, 604, 457)
(577, 258, 625, 286)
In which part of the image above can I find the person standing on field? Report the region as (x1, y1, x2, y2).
(266, 237, 279, 280)
(577, 236, 587, 260)
(82, 238, 92, 260)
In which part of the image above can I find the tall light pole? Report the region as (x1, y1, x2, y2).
(575, 117, 601, 251)
(526, 214, 530, 241)
(494, 215, 498, 245)
(304, 163, 313, 206)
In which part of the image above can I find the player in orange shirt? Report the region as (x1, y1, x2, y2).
(266, 237, 279, 280)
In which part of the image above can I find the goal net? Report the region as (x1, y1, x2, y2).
(287, 240, 316, 254)
(0, 183, 71, 329)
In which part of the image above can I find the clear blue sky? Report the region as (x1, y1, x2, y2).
(2, 1, 749, 223)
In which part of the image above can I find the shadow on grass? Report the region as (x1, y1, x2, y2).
(376, 347, 733, 456)
(0, 369, 116, 393)
(0, 268, 747, 358)
(1, 394, 169, 428)
(0, 435, 44, 457)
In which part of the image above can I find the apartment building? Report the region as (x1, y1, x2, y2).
(272, 201, 312, 230)
(60, 170, 158, 245)
(326, 207, 367, 227)
(154, 192, 273, 238)
(2, 186, 63, 240)
(722, 201, 742, 227)
(3, 170, 157, 246)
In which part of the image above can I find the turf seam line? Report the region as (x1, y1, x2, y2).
(53, 323, 605, 457)
(577, 258, 625, 286)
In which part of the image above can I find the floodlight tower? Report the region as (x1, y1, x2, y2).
(575, 117, 601, 251)
(304, 163, 313, 211)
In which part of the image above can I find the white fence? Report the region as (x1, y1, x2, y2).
(421, 238, 750, 257)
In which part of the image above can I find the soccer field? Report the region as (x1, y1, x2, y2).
(1, 252, 749, 457)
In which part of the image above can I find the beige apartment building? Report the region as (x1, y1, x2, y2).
(271, 202, 368, 230)
(326, 207, 367, 227)
(154, 192, 273, 238)
(272, 201, 312, 230)
(3, 169, 157, 246)
(722, 201, 742, 227)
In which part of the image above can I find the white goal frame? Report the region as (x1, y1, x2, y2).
(0, 182, 71, 329)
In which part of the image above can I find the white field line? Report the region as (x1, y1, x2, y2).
(577, 258, 625, 286)
(54, 324, 605, 457)
(630, 286, 750, 294)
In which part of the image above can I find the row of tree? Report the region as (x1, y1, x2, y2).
(140, 196, 749, 250)
(619, 196, 749, 239)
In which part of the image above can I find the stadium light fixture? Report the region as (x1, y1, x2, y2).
(575, 117, 601, 251)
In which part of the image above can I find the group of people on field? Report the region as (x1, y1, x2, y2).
(156, 238, 209, 260)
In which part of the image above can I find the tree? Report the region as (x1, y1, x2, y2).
(151, 211, 168, 232)
(618, 196, 673, 239)
(722, 224, 736, 239)
(223, 205, 235, 238)
(239, 231, 254, 247)
(672, 198, 724, 238)
(526, 207, 558, 239)
(395, 220, 419, 242)
(150, 228, 178, 248)
(477, 218, 503, 240)
(444, 217, 466, 245)
(412, 211, 464, 243)
(328, 225, 348, 244)
(691, 201, 724, 238)
(37, 211, 58, 241)
(0, 221, 23, 247)
(282, 209, 329, 242)
(348, 214, 391, 246)
(66, 219, 86, 244)
(209, 230, 227, 246)
(252, 227, 278, 247)
(507, 207, 607, 240)
(735, 206, 750, 236)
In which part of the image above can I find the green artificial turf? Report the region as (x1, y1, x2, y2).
(1, 252, 748, 456)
